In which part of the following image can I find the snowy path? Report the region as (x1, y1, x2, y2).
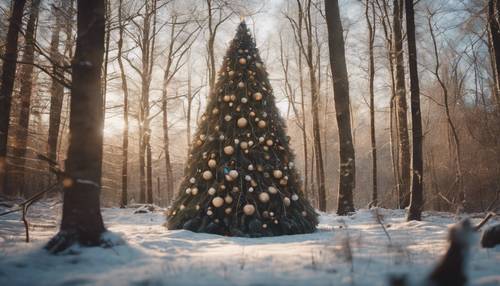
(0, 201, 499, 286)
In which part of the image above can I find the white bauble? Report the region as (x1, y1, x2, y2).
(273, 170, 283, 179)
(291, 194, 299, 201)
(189, 177, 196, 184)
(202, 170, 213, 180)
(191, 187, 199, 195)
(225, 195, 233, 204)
(228, 170, 239, 179)
(240, 141, 248, 149)
(208, 187, 216, 195)
(283, 197, 291, 206)
(185, 188, 192, 195)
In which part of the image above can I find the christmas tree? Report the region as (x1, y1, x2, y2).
(166, 22, 318, 237)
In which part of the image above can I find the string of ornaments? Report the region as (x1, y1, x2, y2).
(166, 21, 318, 237)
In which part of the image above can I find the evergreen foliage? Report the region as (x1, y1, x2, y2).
(166, 22, 318, 236)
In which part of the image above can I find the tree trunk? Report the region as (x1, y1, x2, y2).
(406, 0, 423, 221)
(0, 0, 26, 195)
(325, 0, 356, 215)
(488, 0, 500, 111)
(47, 0, 65, 165)
(117, 0, 129, 207)
(393, 0, 411, 209)
(162, 88, 174, 204)
(366, 0, 378, 207)
(8, 0, 41, 197)
(46, 0, 106, 254)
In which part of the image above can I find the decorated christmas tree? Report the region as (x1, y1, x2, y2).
(166, 22, 318, 237)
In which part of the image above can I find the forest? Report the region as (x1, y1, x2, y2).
(0, 0, 499, 285)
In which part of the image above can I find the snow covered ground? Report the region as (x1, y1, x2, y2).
(0, 201, 499, 286)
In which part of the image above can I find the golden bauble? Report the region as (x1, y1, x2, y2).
(223, 95, 231, 102)
(224, 145, 234, 155)
(228, 70, 235, 77)
(239, 58, 247, 65)
(283, 197, 291, 207)
(259, 192, 270, 203)
(258, 120, 267, 128)
(240, 141, 248, 149)
(243, 204, 256, 216)
(238, 81, 245, 88)
(253, 92, 263, 101)
(225, 208, 232, 214)
(228, 170, 239, 179)
(237, 117, 248, 128)
(208, 159, 217, 168)
(266, 139, 274, 146)
(230, 94, 237, 102)
(212, 108, 219, 115)
(202, 170, 213, 180)
(212, 197, 224, 208)
(268, 186, 278, 194)
(191, 187, 199, 195)
(273, 170, 283, 179)
(224, 195, 233, 204)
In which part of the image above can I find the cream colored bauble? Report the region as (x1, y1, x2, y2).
(258, 137, 265, 143)
(228, 70, 235, 77)
(208, 187, 216, 195)
(253, 92, 263, 101)
(283, 197, 291, 207)
(245, 175, 251, 181)
(225, 208, 232, 214)
(224, 195, 233, 204)
(266, 139, 273, 146)
(212, 108, 219, 115)
(248, 164, 254, 171)
(241, 97, 248, 104)
(230, 94, 236, 102)
(259, 192, 270, 203)
(202, 170, 213, 180)
(268, 186, 278, 194)
(191, 187, 199, 195)
(223, 95, 231, 102)
(224, 145, 234, 155)
(248, 187, 254, 192)
(228, 170, 239, 179)
(189, 177, 196, 184)
(212, 197, 224, 208)
(238, 81, 245, 88)
(273, 170, 283, 179)
(239, 58, 247, 65)
(207, 210, 213, 216)
(243, 204, 256, 216)
(208, 159, 217, 168)
(258, 120, 267, 128)
(249, 111, 256, 117)
(224, 115, 232, 122)
(185, 188, 192, 195)
(292, 194, 299, 201)
(240, 141, 248, 149)
(279, 179, 288, 186)
(237, 117, 248, 128)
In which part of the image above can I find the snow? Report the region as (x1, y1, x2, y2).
(0, 201, 499, 286)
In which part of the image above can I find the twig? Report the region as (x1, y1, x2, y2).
(474, 212, 496, 231)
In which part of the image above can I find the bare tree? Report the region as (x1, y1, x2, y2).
(117, 0, 129, 207)
(325, 0, 355, 215)
(406, 0, 423, 221)
(0, 0, 26, 195)
(365, 0, 378, 207)
(8, 0, 41, 196)
(46, 0, 106, 253)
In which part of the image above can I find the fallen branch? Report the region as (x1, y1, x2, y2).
(474, 212, 496, 231)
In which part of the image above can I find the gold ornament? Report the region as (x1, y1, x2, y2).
(202, 170, 213, 180)
(239, 58, 247, 65)
(230, 94, 237, 102)
(283, 197, 291, 206)
(253, 92, 263, 101)
(208, 187, 216, 195)
(258, 120, 267, 128)
(225, 208, 232, 214)
(224, 146, 234, 155)
(240, 141, 248, 149)
(212, 108, 219, 115)
(224, 195, 233, 204)
(228, 70, 235, 77)
(273, 170, 283, 179)
(268, 186, 278, 194)
(237, 117, 248, 128)
(228, 170, 239, 179)
(223, 95, 231, 102)
(266, 139, 273, 146)
(238, 81, 245, 88)
(191, 187, 199, 195)
(259, 192, 270, 203)
(208, 159, 217, 168)
(243, 204, 256, 216)
(212, 197, 224, 208)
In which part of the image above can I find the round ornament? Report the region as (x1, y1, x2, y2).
(259, 192, 270, 203)
(268, 186, 278, 194)
(224, 146, 234, 155)
(237, 117, 248, 128)
(239, 58, 247, 65)
(208, 187, 216, 195)
(273, 170, 283, 179)
(212, 197, 224, 208)
(291, 194, 299, 201)
(266, 139, 273, 146)
(228, 170, 239, 179)
(283, 197, 291, 206)
(258, 120, 267, 128)
(253, 92, 263, 101)
(238, 81, 245, 88)
(224, 195, 233, 204)
(243, 204, 256, 216)
(208, 159, 217, 168)
(212, 108, 219, 115)
(240, 141, 248, 149)
(189, 177, 196, 184)
(191, 187, 199, 195)
(224, 115, 232, 122)
(202, 170, 213, 180)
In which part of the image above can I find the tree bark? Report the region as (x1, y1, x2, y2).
(117, 0, 129, 207)
(0, 0, 26, 195)
(8, 0, 41, 197)
(488, 0, 500, 112)
(46, 0, 106, 254)
(406, 0, 423, 221)
(47, 0, 65, 165)
(325, 0, 356, 215)
(366, 0, 378, 207)
(393, 0, 411, 209)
